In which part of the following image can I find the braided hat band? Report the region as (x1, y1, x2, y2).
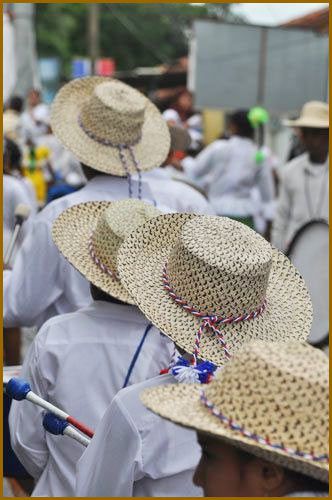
(78, 114, 142, 200)
(162, 262, 267, 382)
(88, 232, 119, 281)
(200, 392, 328, 463)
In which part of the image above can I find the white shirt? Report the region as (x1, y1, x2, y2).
(3, 175, 159, 329)
(272, 153, 329, 251)
(3, 175, 37, 262)
(183, 136, 275, 217)
(76, 374, 203, 497)
(9, 301, 175, 497)
(143, 169, 215, 215)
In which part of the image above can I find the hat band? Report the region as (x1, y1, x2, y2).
(78, 115, 143, 200)
(88, 232, 119, 281)
(200, 391, 329, 463)
(162, 262, 267, 365)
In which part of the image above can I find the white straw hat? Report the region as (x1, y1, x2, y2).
(284, 101, 329, 128)
(142, 341, 329, 483)
(50, 77, 171, 176)
(52, 199, 161, 303)
(118, 214, 312, 366)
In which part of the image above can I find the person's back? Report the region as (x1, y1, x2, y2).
(76, 373, 202, 497)
(9, 301, 174, 496)
(3, 174, 156, 328)
(4, 77, 172, 329)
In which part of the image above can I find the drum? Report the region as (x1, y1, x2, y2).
(286, 220, 329, 347)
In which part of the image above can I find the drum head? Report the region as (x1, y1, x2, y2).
(287, 220, 329, 347)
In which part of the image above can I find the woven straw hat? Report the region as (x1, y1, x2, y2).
(118, 214, 312, 366)
(141, 341, 329, 483)
(284, 101, 329, 128)
(50, 77, 171, 175)
(52, 199, 161, 304)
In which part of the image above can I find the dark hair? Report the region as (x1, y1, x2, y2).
(89, 283, 127, 306)
(3, 138, 22, 172)
(237, 448, 328, 493)
(229, 110, 254, 139)
(7, 95, 24, 113)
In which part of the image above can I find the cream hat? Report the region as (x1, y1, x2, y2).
(50, 77, 171, 176)
(118, 214, 312, 366)
(141, 341, 329, 483)
(284, 101, 329, 128)
(52, 199, 161, 303)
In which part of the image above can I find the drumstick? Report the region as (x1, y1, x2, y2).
(6, 378, 94, 438)
(4, 204, 31, 265)
(43, 412, 90, 447)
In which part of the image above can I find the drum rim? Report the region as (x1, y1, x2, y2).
(286, 218, 329, 348)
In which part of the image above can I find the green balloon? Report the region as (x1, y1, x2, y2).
(248, 107, 269, 127)
(255, 150, 266, 165)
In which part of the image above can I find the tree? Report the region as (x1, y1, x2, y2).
(35, 3, 245, 79)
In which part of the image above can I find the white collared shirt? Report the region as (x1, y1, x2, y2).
(3, 174, 164, 329)
(272, 153, 329, 251)
(9, 301, 175, 497)
(183, 136, 275, 217)
(143, 169, 215, 215)
(76, 373, 203, 497)
(3, 174, 37, 262)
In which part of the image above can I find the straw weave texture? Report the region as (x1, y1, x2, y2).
(141, 341, 329, 482)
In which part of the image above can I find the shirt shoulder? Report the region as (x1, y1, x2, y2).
(280, 153, 308, 180)
(114, 374, 175, 428)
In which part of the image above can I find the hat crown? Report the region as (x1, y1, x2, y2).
(205, 341, 328, 457)
(93, 199, 160, 271)
(80, 80, 147, 145)
(301, 101, 329, 121)
(166, 217, 272, 316)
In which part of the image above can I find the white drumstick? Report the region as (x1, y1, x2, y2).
(4, 204, 31, 265)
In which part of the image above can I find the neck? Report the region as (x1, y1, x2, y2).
(309, 152, 328, 164)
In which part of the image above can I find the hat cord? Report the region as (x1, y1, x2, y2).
(200, 391, 329, 463)
(78, 115, 142, 200)
(162, 262, 267, 367)
(88, 232, 119, 280)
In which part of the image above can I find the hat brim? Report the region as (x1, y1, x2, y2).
(141, 383, 328, 483)
(118, 214, 312, 366)
(52, 201, 134, 304)
(283, 118, 329, 128)
(51, 77, 171, 176)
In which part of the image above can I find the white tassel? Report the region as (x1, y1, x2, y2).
(172, 365, 200, 384)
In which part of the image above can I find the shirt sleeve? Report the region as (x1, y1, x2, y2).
(271, 170, 292, 250)
(75, 396, 143, 497)
(8, 331, 50, 479)
(3, 216, 64, 327)
(183, 141, 226, 182)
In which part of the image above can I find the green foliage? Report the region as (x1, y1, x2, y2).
(35, 3, 243, 78)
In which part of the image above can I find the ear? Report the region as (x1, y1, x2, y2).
(259, 459, 285, 493)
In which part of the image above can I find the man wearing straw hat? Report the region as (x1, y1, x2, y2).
(272, 101, 329, 251)
(76, 214, 313, 497)
(9, 199, 175, 497)
(4, 77, 210, 330)
(142, 341, 329, 497)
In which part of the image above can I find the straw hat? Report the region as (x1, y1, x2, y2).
(118, 214, 312, 366)
(141, 341, 329, 483)
(50, 77, 171, 175)
(284, 101, 329, 128)
(52, 199, 161, 304)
